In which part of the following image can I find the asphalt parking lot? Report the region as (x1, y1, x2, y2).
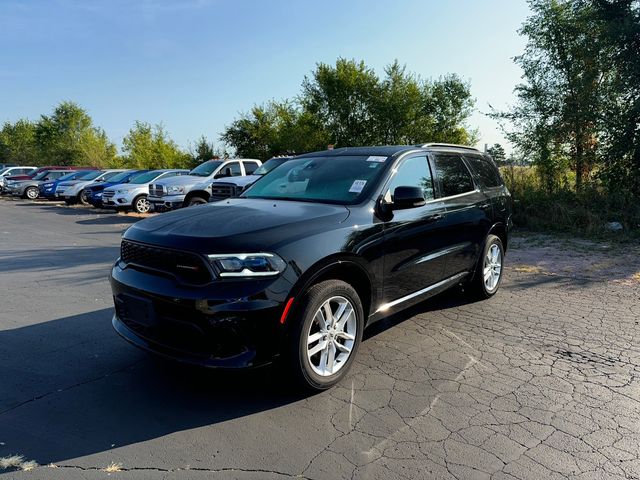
(1, 198, 639, 480)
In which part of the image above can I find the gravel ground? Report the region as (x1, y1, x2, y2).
(1, 198, 639, 480)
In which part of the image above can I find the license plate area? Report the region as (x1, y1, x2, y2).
(118, 294, 155, 327)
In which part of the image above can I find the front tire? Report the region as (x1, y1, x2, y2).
(186, 196, 207, 207)
(470, 234, 504, 299)
(24, 187, 39, 200)
(132, 195, 151, 214)
(78, 191, 89, 205)
(286, 280, 364, 391)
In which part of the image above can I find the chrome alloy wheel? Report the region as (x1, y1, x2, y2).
(483, 243, 502, 292)
(306, 296, 357, 376)
(135, 196, 151, 213)
(26, 187, 39, 199)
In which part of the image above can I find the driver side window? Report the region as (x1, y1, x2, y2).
(387, 156, 434, 202)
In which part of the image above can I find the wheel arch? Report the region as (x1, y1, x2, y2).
(184, 189, 210, 205)
(287, 254, 376, 324)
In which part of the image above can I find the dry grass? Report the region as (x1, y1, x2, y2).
(513, 264, 545, 274)
(0, 455, 38, 471)
(103, 462, 123, 472)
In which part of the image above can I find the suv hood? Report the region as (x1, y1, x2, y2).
(124, 198, 350, 252)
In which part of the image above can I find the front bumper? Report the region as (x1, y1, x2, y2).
(104, 194, 134, 208)
(109, 260, 293, 368)
(149, 194, 185, 211)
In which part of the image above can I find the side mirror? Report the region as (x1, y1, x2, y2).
(391, 186, 426, 210)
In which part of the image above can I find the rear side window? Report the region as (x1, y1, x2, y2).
(243, 161, 259, 175)
(465, 155, 503, 188)
(433, 154, 475, 197)
(387, 155, 434, 201)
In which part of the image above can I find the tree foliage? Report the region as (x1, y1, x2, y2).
(0, 119, 39, 165)
(35, 101, 117, 166)
(121, 121, 190, 169)
(222, 59, 477, 159)
(494, 0, 640, 195)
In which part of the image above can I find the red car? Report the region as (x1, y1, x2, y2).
(5, 166, 98, 182)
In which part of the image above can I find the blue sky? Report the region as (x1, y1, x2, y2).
(0, 0, 530, 154)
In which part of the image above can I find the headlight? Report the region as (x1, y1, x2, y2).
(167, 185, 185, 194)
(43, 183, 54, 188)
(207, 253, 286, 278)
(116, 189, 128, 194)
(95, 192, 103, 197)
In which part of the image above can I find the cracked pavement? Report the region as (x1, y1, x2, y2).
(1, 199, 639, 479)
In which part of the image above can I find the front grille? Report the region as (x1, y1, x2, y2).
(120, 239, 212, 285)
(149, 184, 164, 197)
(103, 190, 115, 199)
(210, 183, 237, 200)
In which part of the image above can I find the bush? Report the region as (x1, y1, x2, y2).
(501, 166, 640, 239)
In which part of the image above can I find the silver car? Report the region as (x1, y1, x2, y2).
(57, 169, 126, 204)
(102, 169, 189, 213)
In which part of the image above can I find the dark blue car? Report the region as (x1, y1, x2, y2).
(85, 170, 149, 208)
(39, 170, 96, 200)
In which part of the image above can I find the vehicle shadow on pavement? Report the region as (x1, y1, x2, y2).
(14, 202, 115, 216)
(0, 308, 308, 467)
(363, 287, 480, 341)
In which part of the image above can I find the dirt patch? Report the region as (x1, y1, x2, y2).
(509, 232, 640, 284)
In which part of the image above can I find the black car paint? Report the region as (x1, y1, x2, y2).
(110, 146, 512, 368)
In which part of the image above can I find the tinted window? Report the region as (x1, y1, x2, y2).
(387, 156, 434, 201)
(243, 161, 260, 175)
(244, 155, 388, 205)
(433, 154, 475, 197)
(465, 155, 502, 187)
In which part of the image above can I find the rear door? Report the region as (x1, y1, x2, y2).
(380, 154, 449, 305)
(430, 153, 492, 277)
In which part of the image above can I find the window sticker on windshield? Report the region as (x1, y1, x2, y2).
(367, 156, 387, 163)
(349, 179, 367, 193)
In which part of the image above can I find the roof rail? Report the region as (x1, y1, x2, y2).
(419, 143, 481, 152)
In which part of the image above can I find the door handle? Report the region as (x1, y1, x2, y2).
(479, 203, 491, 210)
(427, 213, 443, 222)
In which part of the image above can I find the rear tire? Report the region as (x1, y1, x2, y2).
(186, 196, 207, 207)
(285, 280, 363, 391)
(469, 234, 504, 299)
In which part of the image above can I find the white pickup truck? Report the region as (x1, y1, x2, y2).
(147, 158, 261, 211)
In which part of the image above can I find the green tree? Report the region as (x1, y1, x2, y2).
(34, 101, 116, 167)
(221, 100, 328, 159)
(0, 119, 39, 165)
(493, 0, 610, 191)
(487, 143, 507, 164)
(593, 0, 640, 195)
(222, 58, 477, 157)
(122, 121, 189, 169)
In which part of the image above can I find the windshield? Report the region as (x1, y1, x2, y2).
(243, 155, 389, 205)
(106, 171, 133, 183)
(129, 170, 163, 184)
(32, 171, 51, 180)
(0, 167, 9, 175)
(253, 158, 288, 176)
(58, 171, 84, 181)
(76, 170, 102, 180)
(189, 160, 222, 177)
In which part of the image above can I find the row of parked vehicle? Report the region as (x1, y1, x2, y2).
(0, 156, 294, 213)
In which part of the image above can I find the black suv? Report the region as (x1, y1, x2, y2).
(110, 144, 512, 390)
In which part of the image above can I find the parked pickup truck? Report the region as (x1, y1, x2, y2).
(147, 158, 261, 211)
(209, 156, 294, 202)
